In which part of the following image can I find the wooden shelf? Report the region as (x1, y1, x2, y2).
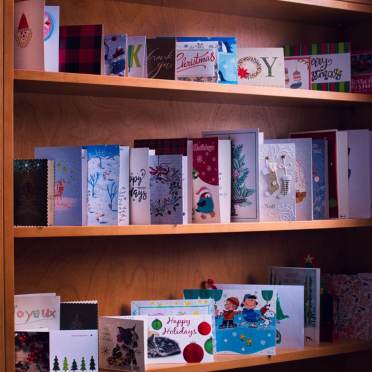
(143, 340, 372, 371)
(13, 219, 372, 238)
(14, 70, 372, 107)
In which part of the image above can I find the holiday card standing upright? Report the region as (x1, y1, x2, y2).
(44, 5, 59, 72)
(259, 143, 296, 221)
(14, 0, 45, 71)
(351, 50, 372, 93)
(147, 37, 176, 79)
(104, 34, 127, 76)
(237, 48, 285, 87)
(127, 36, 147, 77)
(285, 56, 311, 89)
(203, 129, 259, 222)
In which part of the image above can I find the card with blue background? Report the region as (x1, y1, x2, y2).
(104, 34, 127, 76)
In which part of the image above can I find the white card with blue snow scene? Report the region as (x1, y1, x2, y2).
(214, 288, 276, 355)
(217, 284, 304, 349)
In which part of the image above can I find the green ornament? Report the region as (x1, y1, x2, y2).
(204, 338, 213, 354)
(152, 319, 162, 330)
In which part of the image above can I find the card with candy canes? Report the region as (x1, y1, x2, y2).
(147, 315, 214, 364)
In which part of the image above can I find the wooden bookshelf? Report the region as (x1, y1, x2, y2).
(13, 219, 372, 238)
(144, 341, 372, 372)
(14, 70, 372, 106)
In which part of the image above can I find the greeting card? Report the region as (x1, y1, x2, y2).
(127, 36, 146, 77)
(147, 37, 175, 79)
(104, 34, 127, 76)
(175, 41, 219, 82)
(14, 0, 45, 71)
(238, 48, 285, 87)
(284, 42, 351, 91)
(60, 301, 98, 330)
(285, 56, 311, 89)
(118, 146, 130, 225)
(35, 146, 84, 226)
(130, 148, 150, 225)
(270, 266, 320, 344)
(82, 148, 88, 225)
(15, 293, 60, 331)
(216, 284, 304, 349)
(44, 5, 59, 72)
(351, 50, 372, 93)
(259, 143, 296, 221)
(50, 330, 98, 372)
(204, 129, 259, 221)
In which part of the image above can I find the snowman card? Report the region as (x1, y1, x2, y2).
(285, 57, 311, 89)
(213, 288, 277, 355)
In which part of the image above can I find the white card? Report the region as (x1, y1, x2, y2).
(44, 6, 59, 72)
(127, 36, 146, 77)
(118, 146, 130, 225)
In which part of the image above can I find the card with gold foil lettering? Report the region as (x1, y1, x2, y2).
(147, 37, 175, 79)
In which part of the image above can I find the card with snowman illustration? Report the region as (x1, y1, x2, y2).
(216, 284, 304, 349)
(213, 288, 276, 355)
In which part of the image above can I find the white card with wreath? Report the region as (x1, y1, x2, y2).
(237, 48, 285, 87)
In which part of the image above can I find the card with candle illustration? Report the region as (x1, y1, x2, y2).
(285, 56, 311, 89)
(259, 143, 296, 221)
(147, 315, 214, 364)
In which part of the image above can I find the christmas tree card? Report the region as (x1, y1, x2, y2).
(177, 37, 237, 84)
(104, 34, 127, 76)
(285, 56, 311, 89)
(216, 284, 304, 349)
(44, 6, 59, 72)
(149, 155, 183, 224)
(175, 40, 219, 82)
(351, 50, 372, 93)
(15, 293, 60, 331)
(60, 301, 98, 330)
(147, 37, 175, 79)
(146, 314, 214, 363)
(50, 330, 98, 372)
(345, 130, 371, 218)
(129, 148, 150, 225)
(284, 42, 351, 92)
(270, 266, 320, 344)
(127, 36, 146, 78)
(312, 139, 329, 220)
(15, 331, 49, 372)
(35, 146, 84, 226)
(259, 143, 296, 221)
(265, 138, 313, 221)
(203, 129, 259, 222)
(212, 288, 277, 355)
(99, 316, 147, 371)
(237, 48, 285, 87)
(14, 0, 45, 71)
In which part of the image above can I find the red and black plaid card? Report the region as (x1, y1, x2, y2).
(134, 138, 189, 156)
(59, 24, 103, 74)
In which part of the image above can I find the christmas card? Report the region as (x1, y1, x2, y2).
(346, 130, 371, 218)
(130, 148, 150, 225)
(177, 37, 237, 84)
(15, 293, 60, 331)
(216, 284, 304, 349)
(35, 146, 84, 226)
(15, 331, 49, 372)
(312, 139, 329, 220)
(134, 137, 189, 156)
(104, 34, 127, 76)
(147, 37, 175, 79)
(237, 48, 285, 87)
(149, 155, 183, 224)
(146, 315, 214, 363)
(50, 330, 98, 372)
(118, 147, 130, 226)
(60, 301, 98, 330)
(175, 40, 219, 82)
(14, 159, 54, 226)
(82, 149, 88, 225)
(285, 56, 311, 89)
(270, 266, 320, 344)
(127, 36, 146, 78)
(99, 316, 147, 371)
(14, 0, 45, 71)
(351, 50, 372, 93)
(265, 138, 313, 220)
(59, 24, 104, 74)
(291, 130, 349, 219)
(44, 6, 59, 72)
(259, 143, 296, 221)
(87, 145, 121, 225)
(284, 42, 351, 92)
(204, 129, 259, 222)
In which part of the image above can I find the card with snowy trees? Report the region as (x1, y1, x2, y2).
(203, 129, 259, 221)
(49, 330, 98, 372)
(216, 284, 304, 349)
(270, 266, 320, 345)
